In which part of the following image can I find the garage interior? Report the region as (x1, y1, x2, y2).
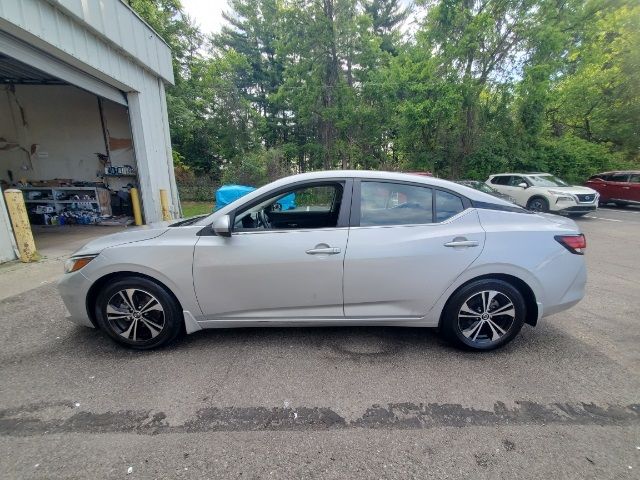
(0, 53, 138, 256)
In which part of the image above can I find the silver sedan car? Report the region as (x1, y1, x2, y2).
(58, 171, 587, 351)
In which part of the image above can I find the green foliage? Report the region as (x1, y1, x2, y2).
(130, 0, 639, 186)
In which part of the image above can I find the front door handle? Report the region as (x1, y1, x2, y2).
(306, 246, 341, 255)
(444, 239, 479, 248)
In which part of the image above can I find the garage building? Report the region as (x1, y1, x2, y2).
(0, 0, 179, 263)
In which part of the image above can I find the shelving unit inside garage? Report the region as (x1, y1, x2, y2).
(19, 186, 112, 225)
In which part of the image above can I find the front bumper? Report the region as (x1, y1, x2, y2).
(558, 205, 597, 213)
(57, 270, 95, 328)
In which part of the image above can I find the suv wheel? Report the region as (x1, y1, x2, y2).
(527, 197, 549, 213)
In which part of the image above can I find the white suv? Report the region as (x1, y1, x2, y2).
(486, 173, 599, 216)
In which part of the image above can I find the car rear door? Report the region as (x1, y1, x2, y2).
(343, 180, 485, 318)
(193, 180, 351, 320)
(625, 174, 640, 203)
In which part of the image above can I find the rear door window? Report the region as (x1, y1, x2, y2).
(491, 176, 511, 185)
(360, 182, 433, 226)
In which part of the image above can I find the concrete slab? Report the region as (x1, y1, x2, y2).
(0, 225, 125, 301)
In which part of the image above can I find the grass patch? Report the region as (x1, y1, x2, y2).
(180, 201, 214, 218)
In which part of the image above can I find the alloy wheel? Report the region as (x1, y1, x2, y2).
(457, 290, 516, 346)
(106, 288, 166, 342)
(528, 199, 546, 212)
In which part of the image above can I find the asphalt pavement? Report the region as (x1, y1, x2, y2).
(0, 205, 638, 479)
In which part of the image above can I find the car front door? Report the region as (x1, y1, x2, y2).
(502, 176, 531, 206)
(193, 180, 351, 320)
(343, 180, 485, 318)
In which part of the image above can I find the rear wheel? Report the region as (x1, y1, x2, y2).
(441, 279, 526, 351)
(526, 197, 549, 213)
(95, 276, 183, 349)
(614, 202, 628, 208)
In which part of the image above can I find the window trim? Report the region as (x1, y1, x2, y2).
(351, 179, 471, 228)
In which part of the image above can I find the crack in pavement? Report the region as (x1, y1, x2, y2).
(1, 401, 638, 436)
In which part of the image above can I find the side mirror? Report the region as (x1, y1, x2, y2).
(212, 214, 232, 237)
(517, 182, 528, 189)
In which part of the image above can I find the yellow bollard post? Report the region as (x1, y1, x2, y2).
(160, 189, 172, 221)
(3, 189, 39, 262)
(130, 187, 143, 226)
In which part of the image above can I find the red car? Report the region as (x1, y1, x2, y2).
(585, 171, 640, 207)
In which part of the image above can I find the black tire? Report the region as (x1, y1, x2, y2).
(441, 279, 526, 351)
(614, 202, 628, 208)
(526, 197, 549, 213)
(568, 212, 588, 218)
(94, 276, 183, 349)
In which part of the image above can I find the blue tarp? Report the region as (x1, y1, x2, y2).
(215, 185, 255, 210)
(215, 184, 296, 210)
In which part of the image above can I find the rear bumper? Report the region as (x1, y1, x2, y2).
(542, 259, 587, 317)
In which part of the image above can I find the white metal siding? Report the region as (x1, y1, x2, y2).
(0, 0, 177, 228)
(0, 0, 174, 91)
(0, 193, 17, 263)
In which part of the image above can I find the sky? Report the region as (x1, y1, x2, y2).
(181, 0, 420, 36)
(181, 0, 229, 35)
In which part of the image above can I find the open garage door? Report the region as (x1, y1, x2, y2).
(1, 39, 141, 258)
(0, 31, 127, 106)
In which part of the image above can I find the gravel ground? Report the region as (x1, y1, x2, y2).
(0, 206, 638, 479)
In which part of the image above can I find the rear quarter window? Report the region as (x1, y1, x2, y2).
(435, 190, 464, 222)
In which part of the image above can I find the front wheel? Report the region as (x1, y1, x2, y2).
(526, 197, 549, 213)
(94, 276, 183, 349)
(441, 279, 526, 351)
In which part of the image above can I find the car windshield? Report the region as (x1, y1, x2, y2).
(475, 183, 497, 194)
(528, 175, 569, 187)
(459, 181, 496, 194)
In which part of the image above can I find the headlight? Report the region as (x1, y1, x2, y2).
(64, 255, 97, 273)
(548, 190, 576, 202)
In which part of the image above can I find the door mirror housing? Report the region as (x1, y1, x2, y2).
(212, 214, 232, 237)
(517, 182, 528, 189)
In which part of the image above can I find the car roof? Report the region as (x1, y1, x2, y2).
(593, 171, 640, 175)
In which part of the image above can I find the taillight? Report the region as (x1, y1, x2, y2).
(555, 234, 586, 255)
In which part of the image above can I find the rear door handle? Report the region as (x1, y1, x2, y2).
(306, 247, 341, 255)
(444, 240, 479, 248)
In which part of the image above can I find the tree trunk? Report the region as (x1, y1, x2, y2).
(321, 0, 339, 170)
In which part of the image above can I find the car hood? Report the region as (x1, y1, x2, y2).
(72, 223, 170, 257)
